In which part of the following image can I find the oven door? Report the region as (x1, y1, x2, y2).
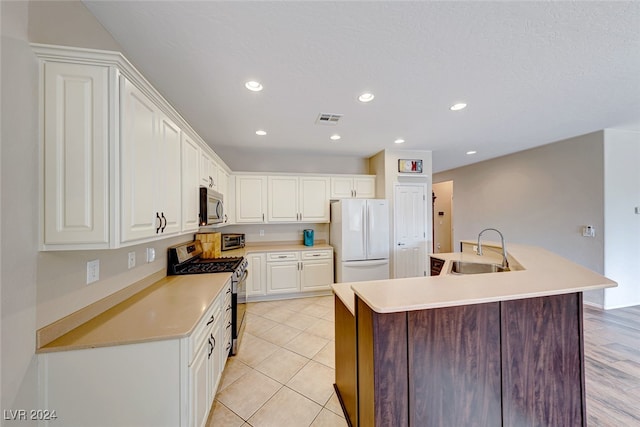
(231, 268, 248, 355)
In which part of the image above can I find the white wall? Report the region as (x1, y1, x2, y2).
(433, 181, 453, 253)
(1, 0, 40, 418)
(215, 146, 369, 175)
(603, 129, 640, 309)
(434, 132, 606, 306)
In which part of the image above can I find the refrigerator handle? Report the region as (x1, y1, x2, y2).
(365, 203, 370, 259)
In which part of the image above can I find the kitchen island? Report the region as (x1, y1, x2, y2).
(332, 243, 616, 427)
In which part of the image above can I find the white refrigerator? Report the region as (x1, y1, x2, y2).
(330, 199, 390, 283)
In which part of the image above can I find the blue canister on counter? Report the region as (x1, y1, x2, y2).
(303, 229, 314, 246)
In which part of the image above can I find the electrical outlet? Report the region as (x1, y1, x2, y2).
(87, 260, 99, 284)
(259, 229, 264, 237)
(146, 247, 155, 263)
(128, 252, 136, 269)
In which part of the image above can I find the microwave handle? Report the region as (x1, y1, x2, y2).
(216, 201, 224, 221)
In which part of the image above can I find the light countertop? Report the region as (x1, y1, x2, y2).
(38, 273, 231, 353)
(332, 243, 616, 314)
(38, 241, 334, 353)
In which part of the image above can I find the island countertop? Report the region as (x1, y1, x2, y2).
(333, 243, 616, 314)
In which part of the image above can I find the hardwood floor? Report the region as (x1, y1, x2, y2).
(583, 304, 640, 426)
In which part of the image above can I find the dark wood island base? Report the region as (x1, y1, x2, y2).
(335, 292, 586, 427)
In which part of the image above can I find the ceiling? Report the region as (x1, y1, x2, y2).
(82, 1, 640, 173)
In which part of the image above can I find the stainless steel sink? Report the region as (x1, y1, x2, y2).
(449, 261, 510, 275)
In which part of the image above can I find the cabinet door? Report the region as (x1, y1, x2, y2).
(246, 253, 267, 297)
(300, 258, 334, 291)
(235, 176, 267, 223)
(181, 134, 200, 232)
(267, 261, 300, 294)
(157, 113, 182, 235)
(120, 78, 158, 242)
(268, 176, 299, 222)
(300, 177, 330, 222)
(330, 177, 355, 199)
(190, 342, 209, 427)
(42, 61, 110, 247)
(200, 152, 218, 190)
(218, 168, 229, 202)
(354, 176, 376, 198)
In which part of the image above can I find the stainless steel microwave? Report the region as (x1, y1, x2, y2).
(199, 187, 224, 226)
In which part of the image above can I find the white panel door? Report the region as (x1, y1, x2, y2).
(394, 185, 427, 278)
(340, 199, 367, 261)
(181, 134, 200, 231)
(354, 177, 376, 198)
(246, 253, 267, 297)
(268, 176, 299, 222)
(157, 113, 182, 235)
(366, 200, 390, 260)
(43, 61, 110, 246)
(300, 259, 333, 291)
(120, 78, 157, 242)
(266, 261, 299, 294)
(300, 177, 330, 222)
(235, 176, 267, 223)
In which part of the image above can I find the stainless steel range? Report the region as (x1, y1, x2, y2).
(167, 240, 248, 355)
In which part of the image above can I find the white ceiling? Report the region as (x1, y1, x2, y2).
(82, 1, 640, 173)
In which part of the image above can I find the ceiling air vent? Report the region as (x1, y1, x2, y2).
(315, 113, 343, 126)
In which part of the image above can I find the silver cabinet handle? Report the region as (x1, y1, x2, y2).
(262, 213, 265, 222)
(398, 242, 406, 246)
(278, 255, 287, 258)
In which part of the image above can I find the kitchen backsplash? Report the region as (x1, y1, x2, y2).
(216, 223, 329, 244)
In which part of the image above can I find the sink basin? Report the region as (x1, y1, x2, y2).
(450, 261, 510, 275)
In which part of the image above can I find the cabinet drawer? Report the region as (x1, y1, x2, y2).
(301, 250, 332, 260)
(267, 252, 299, 262)
(189, 294, 222, 364)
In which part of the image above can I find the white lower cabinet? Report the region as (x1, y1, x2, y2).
(300, 251, 334, 291)
(39, 281, 231, 427)
(266, 250, 333, 295)
(246, 253, 267, 297)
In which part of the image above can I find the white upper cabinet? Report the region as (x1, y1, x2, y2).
(330, 175, 375, 199)
(268, 176, 299, 222)
(120, 79, 158, 242)
(181, 133, 200, 232)
(235, 175, 267, 223)
(41, 61, 111, 248)
(299, 177, 331, 222)
(268, 176, 329, 223)
(120, 77, 181, 243)
(34, 44, 231, 249)
(200, 151, 218, 190)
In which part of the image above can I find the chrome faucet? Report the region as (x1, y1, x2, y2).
(477, 228, 509, 269)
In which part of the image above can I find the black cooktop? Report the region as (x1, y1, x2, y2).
(173, 257, 243, 275)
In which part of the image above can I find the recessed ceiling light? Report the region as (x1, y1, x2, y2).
(245, 81, 263, 92)
(358, 92, 375, 103)
(466, 150, 477, 155)
(394, 139, 405, 144)
(256, 130, 267, 136)
(330, 134, 341, 141)
(450, 103, 467, 111)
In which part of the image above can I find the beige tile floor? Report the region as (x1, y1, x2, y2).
(208, 295, 348, 427)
